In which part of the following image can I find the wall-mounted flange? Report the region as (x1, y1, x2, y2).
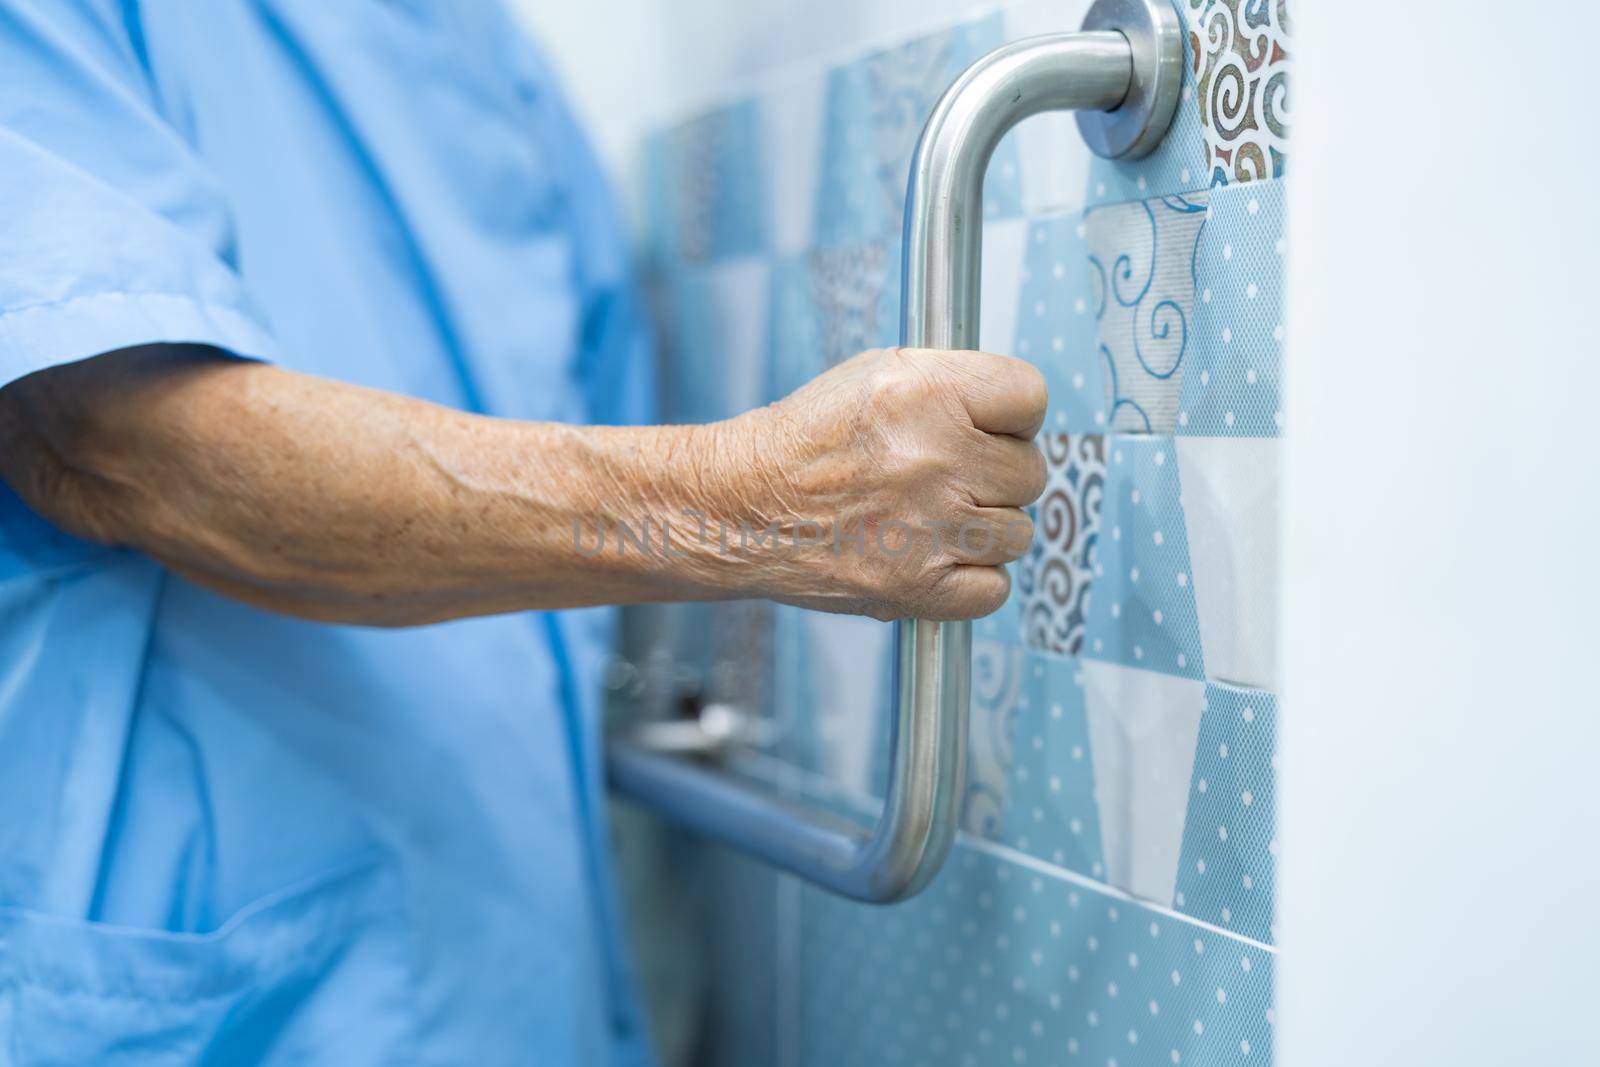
(1076, 0, 1183, 160)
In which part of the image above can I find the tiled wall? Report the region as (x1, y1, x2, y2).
(633, 2, 1290, 1064)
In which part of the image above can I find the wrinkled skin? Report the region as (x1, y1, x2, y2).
(696, 346, 1047, 621)
(0, 344, 1047, 625)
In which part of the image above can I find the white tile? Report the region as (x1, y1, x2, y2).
(761, 69, 826, 256)
(804, 613, 893, 796)
(965, 635, 1024, 833)
(978, 216, 1028, 356)
(1084, 195, 1208, 433)
(1002, 0, 1093, 40)
(1002, 0, 1098, 216)
(705, 256, 773, 415)
(1012, 111, 1094, 216)
(1176, 437, 1281, 690)
(1081, 660, 1207, 904)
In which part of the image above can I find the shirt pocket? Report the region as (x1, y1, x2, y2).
(0, 854, 420, 1066)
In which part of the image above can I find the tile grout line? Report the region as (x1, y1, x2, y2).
(733, 751, 1278, 956)
(957, 835, 1277, 955)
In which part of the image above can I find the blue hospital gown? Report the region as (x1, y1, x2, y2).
(0, 1, 656, 1063)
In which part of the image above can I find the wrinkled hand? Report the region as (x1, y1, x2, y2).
(706, 347, 1048, 621)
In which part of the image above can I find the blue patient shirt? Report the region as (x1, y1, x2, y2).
(0, 2, 656, 1064)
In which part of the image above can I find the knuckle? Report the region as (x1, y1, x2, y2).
(1009, 362, 1049, 422)
(972, 570, 1011, 617)
(1006, 514, 1035, 556)
(1026, 447, 1049, 499)
(866, 366, 928, 415)
(886, 441, 948, 488)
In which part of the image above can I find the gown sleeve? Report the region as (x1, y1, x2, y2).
(0, 0, 278, 389)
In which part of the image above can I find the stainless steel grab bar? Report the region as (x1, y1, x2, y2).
(607, 0, 1181, 903)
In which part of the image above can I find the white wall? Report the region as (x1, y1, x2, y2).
(508, 0, 1002, 199)
(1281, 1, 1600, 1063)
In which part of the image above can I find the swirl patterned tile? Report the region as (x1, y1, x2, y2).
(1082, 0, 1293, 208)
(1086, 193, 1210, 435)
(813, 12, 1023, 248)
(1019, 433, 1106, 659)
(766, 240, 901, 406)
(1082, 436, 1205, 680)
(967, 614, 1026, 842)
(1183, 0, 1292, 186)
(1172, 683, 1278, 945)
(797, 844, 1275, 1067)
(1178, 178, 1285, 438)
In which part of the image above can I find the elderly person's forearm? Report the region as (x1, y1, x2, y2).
(0, 343, 1047, 625)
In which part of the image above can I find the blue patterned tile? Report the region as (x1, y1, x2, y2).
(644, 99, 769, 264)
(767, 240, 901, 407)
(969, 610, 1109, 885)
(814, 13, 1022, 248)
(967, 586, 1027, 839)
(701, 847, 784, 1067)
(1082, 0, 1294, 208)
(1013, 215, 1105, 434)
(1004, 653, 1107, 882)
(798, 844, 1275, 1067)
(1086, 194, 1210, 434)
(1182, 0, 1292, 187)
(1083, 437, 1205, 680)
(1019, 434, 1105, 658)
(1084, 2, 1211, 209)
(1173, 683, 1278, 944)
(1178, 179, 1284, 437)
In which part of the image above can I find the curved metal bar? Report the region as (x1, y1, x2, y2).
(608, 2, 1180, 903)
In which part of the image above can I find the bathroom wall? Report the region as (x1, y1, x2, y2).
(525, 1, 1293, 1063)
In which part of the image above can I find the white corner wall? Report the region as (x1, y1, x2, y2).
(507, 0, 1003, 198)
(1281, 1, 1600, 1063)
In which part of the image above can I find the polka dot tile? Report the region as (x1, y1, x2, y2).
(1012, 213, 1105, 434)
(1177, 179, 1285, 438)
(967, 598, 1026, 840)
(1083, 1, 1211, 211)
(1173, 684, 1278, 944)
(796, 844, 1275, 1067)
(1081, 436, 1205, 680)
(700, 847, 785, 1067)
(1001, 652, 1107, 882)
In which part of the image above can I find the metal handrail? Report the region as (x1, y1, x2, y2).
(607, 0, 1181, 903)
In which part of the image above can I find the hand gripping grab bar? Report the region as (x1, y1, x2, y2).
(607, 0, 1181, 903)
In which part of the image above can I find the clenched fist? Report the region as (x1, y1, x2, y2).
(696, 347, 1049, 621)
